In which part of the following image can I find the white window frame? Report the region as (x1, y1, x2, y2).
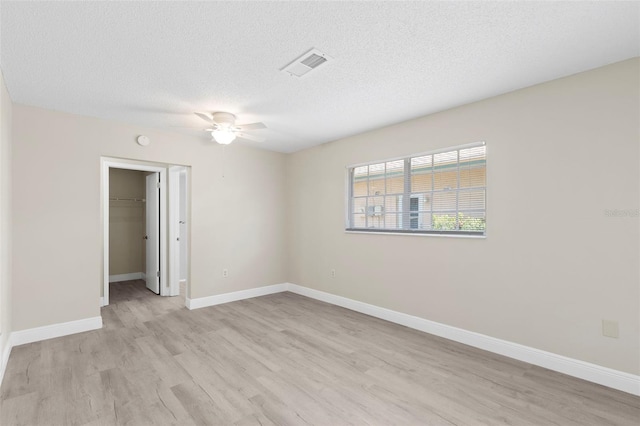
(346, 141, 486, 236)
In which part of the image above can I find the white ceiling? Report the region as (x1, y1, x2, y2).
(1, 2, 638, 153)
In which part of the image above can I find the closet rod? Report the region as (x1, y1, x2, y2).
(109, 197, 145, 202)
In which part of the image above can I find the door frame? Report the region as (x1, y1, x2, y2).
(101, 158, 168, 306)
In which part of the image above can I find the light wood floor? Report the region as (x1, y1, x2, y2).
(1, 280, 639, 425)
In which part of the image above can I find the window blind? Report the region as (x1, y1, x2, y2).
(347, 142, 486, 235)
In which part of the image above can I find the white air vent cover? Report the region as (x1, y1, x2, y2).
(281, 48, 332, 78)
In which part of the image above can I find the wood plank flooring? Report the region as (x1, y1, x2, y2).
(1, 280, 639, 425)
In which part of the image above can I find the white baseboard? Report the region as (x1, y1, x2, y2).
(11, 316, 103, 347)
(100, 297, 105, 307)
(186, 283, 288, 310)
(285, 283, 640, 396)
(0, 336, 12, 385)
(109, 272, 143, 283)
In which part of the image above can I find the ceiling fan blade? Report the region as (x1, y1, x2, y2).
(195, 112, 213, 123)
(236, 132, 265, 142)
(236, 122, 267, 131)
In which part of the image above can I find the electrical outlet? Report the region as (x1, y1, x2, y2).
(331, 269, 336, 278)
(222, 269, 229, 278)
(602, 319, 619, 338)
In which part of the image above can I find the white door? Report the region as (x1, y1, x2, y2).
(145, 173, 160, 294)
(168, 166, 184, 297)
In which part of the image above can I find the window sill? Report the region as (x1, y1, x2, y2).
(344, 230, 486, 239)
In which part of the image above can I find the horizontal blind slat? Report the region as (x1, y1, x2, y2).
(349, 144, 486, 234)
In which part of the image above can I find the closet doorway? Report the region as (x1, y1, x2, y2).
(101, 158, 189, 307)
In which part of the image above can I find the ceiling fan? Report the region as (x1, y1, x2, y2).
(195, 112, 267, 145)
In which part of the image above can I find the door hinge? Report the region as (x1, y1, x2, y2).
(156, 271, 160, 277)
(156, 182, 161, 189)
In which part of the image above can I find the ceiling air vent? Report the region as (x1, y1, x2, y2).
(281, 48, 332, 78)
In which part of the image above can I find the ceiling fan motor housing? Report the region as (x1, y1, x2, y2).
(212, 112, 236, 128)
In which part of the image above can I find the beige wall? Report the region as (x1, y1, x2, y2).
(12, 107, 288, 331)
(287, 59, 640, 375)
(0, 71, 12, 359)
(109, 169, 146, 276)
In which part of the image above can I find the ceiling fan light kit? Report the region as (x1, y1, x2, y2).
(211, 129, 236, 145)
(195, 111, 266, 145)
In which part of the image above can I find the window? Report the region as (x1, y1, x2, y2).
(347, 142, 486, 235)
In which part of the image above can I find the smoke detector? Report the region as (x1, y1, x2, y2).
(281, 48, 332, 78)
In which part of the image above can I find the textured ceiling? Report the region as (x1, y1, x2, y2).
(1, 1, 638, 153)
